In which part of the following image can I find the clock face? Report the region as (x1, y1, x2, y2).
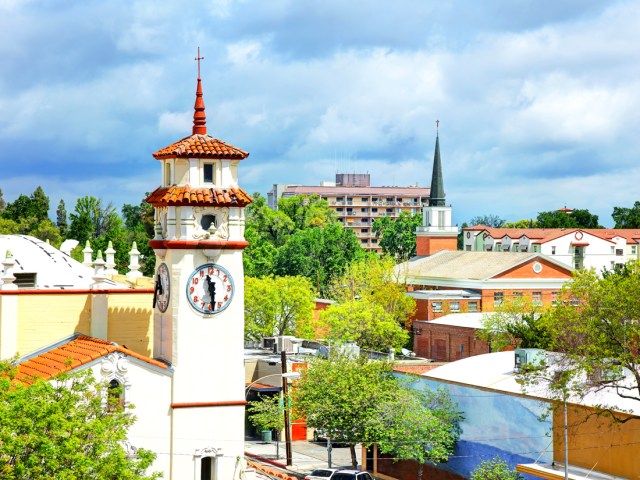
(154, 263, 170, 313)
(186, 263, 234, 314)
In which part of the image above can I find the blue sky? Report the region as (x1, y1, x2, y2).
(1, 0, 639, 227)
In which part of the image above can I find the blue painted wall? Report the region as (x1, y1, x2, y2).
(401, 375, 553, 479)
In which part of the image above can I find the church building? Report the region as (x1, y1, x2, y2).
(2, 59, 252, 480)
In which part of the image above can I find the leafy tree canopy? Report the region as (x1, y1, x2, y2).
(0, 360, 160, 479)
(612, 200, 640, 229)
(277, 194, 337, 230)
(320, 255, 415, 351)
(503, 219, 539, 228)
(470, 457, 523, 480)
(292, 354, 462, 471)
(372, 211, 422, 261)
(479, 297, 553, 352)
(468, 214, 505, 228)
(536, 209, 600, 229)
(244, 275, 316, 341)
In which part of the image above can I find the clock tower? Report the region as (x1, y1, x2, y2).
(146, 53, 252, 479)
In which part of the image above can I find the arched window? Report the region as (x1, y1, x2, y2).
(201, 457, 213, 480)
(107, 379, 125, 412)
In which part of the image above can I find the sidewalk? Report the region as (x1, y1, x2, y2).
(245, 438, 361, 476)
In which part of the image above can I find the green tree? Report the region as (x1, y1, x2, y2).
(2, 187, 49, 223)
(535, 263, 640, 412)
(29, 220, 63, 248)
(372, 387, 463, 480)
(536, 208, 600, 229)
(292, 354, 461, 470)
(470, 457, 523, 480)
(468, 214, 505, 228)
(319, 300, 409, 351)
(503, 219, 539, 228)
(372, 211, 422, 261)
(0, 360, 160, 479)
(244, 276, 316, 341)
(0, 188, 5, 211)
(30, 186, 49, 222)
(68, 196, 117, 243)
(277, 194, 337, 230)
(612, 201, 640, 228)
(478, 297, 553, 352)
(56, 200, 68, 237)
(0, 218, 19, 234)
(329, 255, 415, 329)
(247, 394, 285, 434)
(275, 223, 362, 295)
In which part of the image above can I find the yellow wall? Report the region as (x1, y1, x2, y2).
(553, 403, 640, 478)
(15, 292, 153, 358)
(17, 294, 91, 356)
(108, 293, 153, 356)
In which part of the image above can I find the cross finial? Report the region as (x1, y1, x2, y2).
(436, 119, 440, 134)
(195, 47, 204, 79)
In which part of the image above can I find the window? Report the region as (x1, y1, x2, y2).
(532, 291, 542, 306)
(611, 246, 615, 254)
(551, 291, 559, 306)
(494, 292, 504, 306)
(513, 245, 520, 252)
(513, 291, 523, 299)
(468, 301, 478, 312)
(438, 211, 445, 227)
(107, 379, 124, 412)
(164, 162, 171, 185)
(450, 301, 460, 312)
(632, 245, 637, 255)
(372, 208, 378, 213)
(465, 245, 471, 251)
(551, 246, 556, 255)
(432, 302, 443, 313)
(371, 239, 378, 244)
(337, 208, 343, 212)
(616, 249, 624, 256)
(201, 215, 216, 231)
(361, 239, 368, 244)
(496, 242, 502, 251)
(203, 163, 214, 183)
(386, 208, 392, 213)
(362, 228, 368, 233)
(361, 208, 368, 212)
(532, 245, 540, 253)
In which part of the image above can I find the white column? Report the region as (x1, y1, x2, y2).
(104, 241, 117, 277)
(82, 241, 94, 267)
(0, 251, 19, 358)
(127, 242, 143, 279)
(91, 251, 109, 340)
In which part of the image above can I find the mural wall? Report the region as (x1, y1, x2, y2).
(403, 375, 553, 479)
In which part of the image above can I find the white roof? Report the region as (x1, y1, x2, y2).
(408, 289, 481, 300)
(423, 351, 639, 415)
(421, 312, 487, 329)
(0, 235, 126, 289)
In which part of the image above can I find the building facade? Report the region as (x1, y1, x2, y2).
(463, 225, 640, 272)
(269, 173, 430, 252)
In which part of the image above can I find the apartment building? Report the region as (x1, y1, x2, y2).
(268, 173, 430, 252)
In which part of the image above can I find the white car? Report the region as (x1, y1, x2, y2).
(331, 470, 375, 480)
(304, 468, 339, 480)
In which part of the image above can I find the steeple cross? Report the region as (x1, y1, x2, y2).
(195, 47, 204, 78)
(436, 119, 440, 134)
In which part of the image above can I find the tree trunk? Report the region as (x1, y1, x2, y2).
(349, 444, 358, 469)
(417, 463, 423, 480)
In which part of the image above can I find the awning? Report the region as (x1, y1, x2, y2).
(570, 242, 589, 246)
(245, 382, 282, 394)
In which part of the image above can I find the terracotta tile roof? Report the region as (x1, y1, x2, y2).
(465, 226, 640, 244)
(145, 185, 253, 207)
(153, 134, 249, 160)
(14, 335, 168, 384)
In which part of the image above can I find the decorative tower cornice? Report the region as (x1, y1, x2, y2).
(428, 120, 445, 207)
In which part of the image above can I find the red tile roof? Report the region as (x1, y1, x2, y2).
(14, 335, 168, 384)
(153, 134, 249, 160)
(145, 185, 253, 207)
(466, 226, 640, 244)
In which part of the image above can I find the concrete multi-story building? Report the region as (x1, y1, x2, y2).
(268, 173, 430, 252)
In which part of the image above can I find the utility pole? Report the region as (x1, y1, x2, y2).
(281, 350, 293, 466)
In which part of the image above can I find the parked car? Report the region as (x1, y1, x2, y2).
(304, 468, 339, 480)
(331, 470, 375, 480)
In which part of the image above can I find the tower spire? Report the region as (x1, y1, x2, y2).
(428, 120, 445, 207)
(192, 47, 207, 135)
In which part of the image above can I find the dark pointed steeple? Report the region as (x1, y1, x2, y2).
(428, 123, 445, 207)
